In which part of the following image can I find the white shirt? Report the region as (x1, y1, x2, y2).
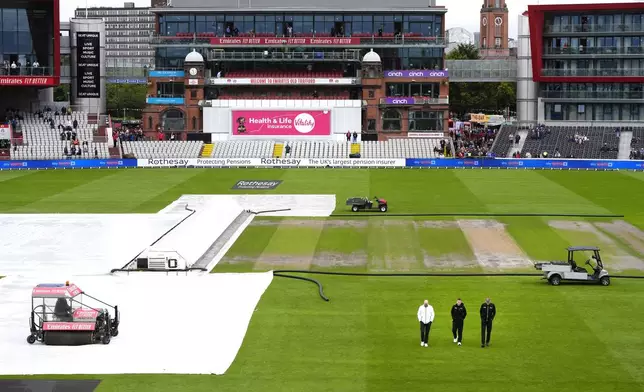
(417, 304, 435, 324)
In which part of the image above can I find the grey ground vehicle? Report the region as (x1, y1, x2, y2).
(346, 196, 388, 212)
(534, 246, 610, 286)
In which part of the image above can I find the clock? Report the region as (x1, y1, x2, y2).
(494, 17, 503, 26)
(482, 17, 487, 26)
(189, 67, 197, 76)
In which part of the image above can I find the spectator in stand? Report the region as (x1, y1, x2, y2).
(73, 119, 78, 130)
(94, 147, 99, 159)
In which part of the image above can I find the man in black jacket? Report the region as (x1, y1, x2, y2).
(480, 297, 496, 348)
(451, 298, 467, 346)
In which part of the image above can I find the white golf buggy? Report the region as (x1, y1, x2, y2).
(535, 246, 610, 286)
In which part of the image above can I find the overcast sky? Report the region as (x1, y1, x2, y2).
(62, 0, 641, 39)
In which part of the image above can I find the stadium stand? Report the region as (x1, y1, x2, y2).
(10, 109, 110, 160)
(285, 140, 352, 158)
(361, 139, 447, 158)
(631, 128, 644, 159)
(490, 125, 518, 157)
(210, 140, 274, 158)
(520, 126, 619, 159)
(121, 140, 203, 158)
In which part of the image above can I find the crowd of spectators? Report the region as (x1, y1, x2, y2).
(450, 126, 496, 158)
(631, 134, 643, 160)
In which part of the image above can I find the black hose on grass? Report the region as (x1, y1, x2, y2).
(251, 208, 292, 215)
(330, 213, 625, 218)
(273, 272, 329, 301)
(272, 270, 644, 302)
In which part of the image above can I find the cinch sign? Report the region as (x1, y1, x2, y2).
(0, 77, 56, 86)
(211, 37, 360, 46)
(232, 110, 331, 137)
(384, 70, 449, 78)
(384, 97, 417, 105)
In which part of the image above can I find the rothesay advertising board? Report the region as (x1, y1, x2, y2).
(137, 158, 405, 168)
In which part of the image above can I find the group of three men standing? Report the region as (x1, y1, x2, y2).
(417, 298, 496, 348)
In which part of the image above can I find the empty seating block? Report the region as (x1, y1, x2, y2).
(211, 140, 274, 158)
(520, 125, 620, 159)
(11, 107, 109, 160)
(361, 139, 446, 158)
(121, 141, 204, 159)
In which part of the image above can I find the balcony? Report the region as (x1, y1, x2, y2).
(380, 97, 449, 105)
(543, 46, 644, 57)
(543, 23, 644, 35)
(541, 90, 644, 100)
(207, 50, 361, 62)
(541, 68, 644, 77)
(150, 32, 446, 48)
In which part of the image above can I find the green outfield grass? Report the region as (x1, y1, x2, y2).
(1, 168, 644, 391)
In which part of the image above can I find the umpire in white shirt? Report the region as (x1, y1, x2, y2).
(417, 300, 435, 347)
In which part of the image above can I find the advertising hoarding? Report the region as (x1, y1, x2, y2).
(210, 37, 360, 46)
(231, 110, 331, 137)
(76, 32, 101, 98)
(384, 70, 449, 78)
(209, 78, 354, 85)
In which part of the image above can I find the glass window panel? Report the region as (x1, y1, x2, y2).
(3, 31, 17, 53)
(3, 9, 18, 31)
(17, 31, 31, 53)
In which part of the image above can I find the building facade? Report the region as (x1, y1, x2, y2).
(75, 2, 155, 69)
(0, 0, 60, 87)
(527, 3, 644, 123)
(143, 0, 450, 141)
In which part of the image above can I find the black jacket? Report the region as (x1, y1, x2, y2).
(480, 302, 496, 323)
(451, 303, 467, 322)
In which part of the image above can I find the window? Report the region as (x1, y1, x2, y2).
(368, 90, 374, 98)
(367, 119, 376, 131)
(192, 116, 197, 130)
(495, 37, 501, 48)
(408, 111, 444, 131)
(382, 109, 401, 131)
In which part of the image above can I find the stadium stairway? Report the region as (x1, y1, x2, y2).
(200, 143, 214, 157)
(508, 130, 529, 157)
(618, 132, 633, 160)
(273, 143, 284, 158)
(108, 146, 121, 158)
(351, 143, 361, 155)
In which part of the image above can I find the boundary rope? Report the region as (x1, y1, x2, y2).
(329, 213, 625, 218)
(272, 270, 644, 301)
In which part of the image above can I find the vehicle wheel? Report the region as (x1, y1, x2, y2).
(111, 329, 119, 337)
(600, 276, 610, 286)
(380, 205, 387, 212)
(351, 206, 359, 212)
(26, 335, 36, 344)
(549, 275, 561, 286)
(102, 335, 111, 345)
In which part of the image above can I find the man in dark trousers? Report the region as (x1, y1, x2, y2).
(451, 298, 467, 346)
(417, 299, 435, 347)
(480, 297, 496, 348)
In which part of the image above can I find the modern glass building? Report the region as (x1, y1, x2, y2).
(0, 0, 59, 84)
(526, 3, 644, 122)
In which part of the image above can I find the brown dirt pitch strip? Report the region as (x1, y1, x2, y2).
(457, 219, 533, 269)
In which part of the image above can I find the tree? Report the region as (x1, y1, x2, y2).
(53, 84, 70, 101)
(446, 43, 480, 60)
(106, 84, 147, 120)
